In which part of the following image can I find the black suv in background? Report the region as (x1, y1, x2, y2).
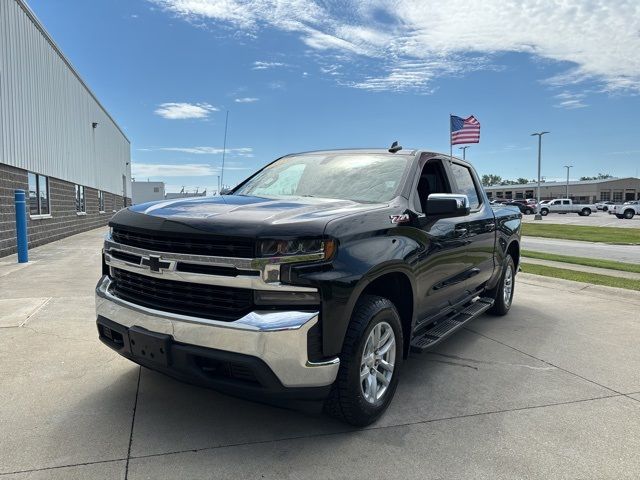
(97, 148, 521, 425)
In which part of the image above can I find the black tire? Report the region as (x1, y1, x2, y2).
(487, 254, 515, 316)
(525, 208, 533, 215)
(324, 295, 403, 426)
(603, 206, 609, 212)
(616, 214, 625, 219)
(624, 209, 635, 219)
(581, 208, 591, 216)
(540, 209, 549, 216)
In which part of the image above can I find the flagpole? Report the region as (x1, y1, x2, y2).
(449, 114, 453, 161)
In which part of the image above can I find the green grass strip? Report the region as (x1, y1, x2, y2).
(522, 250, 640, 274)
(522, 223, 640, 244)
(521, 264, 640, 291)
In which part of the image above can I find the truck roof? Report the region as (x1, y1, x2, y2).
(282, 148, 454, 160)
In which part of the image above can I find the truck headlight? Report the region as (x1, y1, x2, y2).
(258, 238, 336, 260)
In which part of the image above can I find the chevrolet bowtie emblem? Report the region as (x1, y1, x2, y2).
(141, 255, 171, 273)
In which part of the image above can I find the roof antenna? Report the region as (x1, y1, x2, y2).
(388, 141, 402, 153)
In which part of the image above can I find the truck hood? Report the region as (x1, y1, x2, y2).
(113, 194, 387, 238)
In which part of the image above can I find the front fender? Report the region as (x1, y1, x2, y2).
(288, 233, 418, 357)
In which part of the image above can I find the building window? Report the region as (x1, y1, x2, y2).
(75, 185, 86, 213)
(525, 190, 534, 198)
(98, 191, 105, 212)
(515, 191, 524, 199)
(613, 191, 623, 202)
(153, 187, 159, 193)
(486, 191, 493, 198)
(504, 191, 512, 199)
(27, 172, 50, 216)
(600, 191, 611, 201)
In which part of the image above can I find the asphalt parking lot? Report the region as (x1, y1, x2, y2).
(521, 211, 640, 228)
(1, 228, 639, 479)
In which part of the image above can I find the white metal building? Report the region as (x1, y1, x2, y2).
(132, 181, 166, 205)
(0, 0, 131, 257)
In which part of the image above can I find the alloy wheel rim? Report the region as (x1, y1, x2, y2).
(503, 265, 513, 307)
(360, 321, 396, 404)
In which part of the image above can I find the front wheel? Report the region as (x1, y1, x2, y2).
(488, 254, 515, 316)
(540, 209, 549, 216)
(324, 295, 403, 426)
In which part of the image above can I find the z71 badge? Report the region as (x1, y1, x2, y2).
(389, 214, 410, 224)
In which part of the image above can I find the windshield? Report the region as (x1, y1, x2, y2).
(233, 153, 410, 203)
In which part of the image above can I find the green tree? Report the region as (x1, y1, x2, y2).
(580, 173, 613, 181)
(481, 174, 502, 186)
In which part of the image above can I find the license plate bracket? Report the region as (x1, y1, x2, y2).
(128, 326, 171, 367)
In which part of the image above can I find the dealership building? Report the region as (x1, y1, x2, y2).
(0, 0, 131, 257)
(484, 177, 640, 203)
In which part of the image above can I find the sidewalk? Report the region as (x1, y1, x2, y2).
(521, 257, 640, 281)
(522, 236, 640, 264)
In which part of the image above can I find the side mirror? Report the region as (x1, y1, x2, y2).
(426, 194, 470, 217)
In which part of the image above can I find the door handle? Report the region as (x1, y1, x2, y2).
(454, 228, 468, 237)
(485, 223, 496, 232)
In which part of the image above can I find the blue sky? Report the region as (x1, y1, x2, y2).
(29, 0, 640, 193)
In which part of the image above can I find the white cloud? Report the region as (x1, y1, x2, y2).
(252, 61, 286, 70)
(234, 97, 259, 103)
(553, 91, 588, 109)
(151, 0, 640, 94)
(139, 146, 254, 156)
(132, 163, 218, 177)
(154, 102, 218, 119)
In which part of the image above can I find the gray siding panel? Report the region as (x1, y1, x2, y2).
(0, 0, 130, 196)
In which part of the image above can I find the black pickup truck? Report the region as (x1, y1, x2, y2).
(96, 147, 521, 425)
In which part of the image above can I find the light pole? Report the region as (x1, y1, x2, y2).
(458, 146, 469, 160)
(564, 165, 573, 199)
(531, 131, 550, 220)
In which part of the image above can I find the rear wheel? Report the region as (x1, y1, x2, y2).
(324, 295, 403, 426)
(581, 208, 591, 216)
(488, 254, 515, 316)
(624, 209, 635, 219)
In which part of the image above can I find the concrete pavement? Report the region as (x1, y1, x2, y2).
(1, 228, 639, 479)
(522, 236, 640, 264)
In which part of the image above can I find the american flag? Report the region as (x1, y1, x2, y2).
(451, 115, 480, 145)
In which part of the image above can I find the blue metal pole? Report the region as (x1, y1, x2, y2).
(14, 189, 28, 263)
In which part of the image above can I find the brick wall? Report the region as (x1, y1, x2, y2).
(0, 163, 129, 258)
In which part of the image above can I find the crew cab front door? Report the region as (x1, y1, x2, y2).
(447, 161, 497, 293)
(408, 157, 494, 322)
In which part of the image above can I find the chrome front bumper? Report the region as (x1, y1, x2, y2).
(95, 276, 339, 388)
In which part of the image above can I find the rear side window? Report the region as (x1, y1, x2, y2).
(450, 163, 481, 209)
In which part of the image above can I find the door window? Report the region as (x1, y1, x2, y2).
(450, 163, 481, 209)
(415, 160, 451, 212)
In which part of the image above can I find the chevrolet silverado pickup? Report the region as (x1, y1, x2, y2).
(539, 198, 597, 216)
(96, 147, 521, 426)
